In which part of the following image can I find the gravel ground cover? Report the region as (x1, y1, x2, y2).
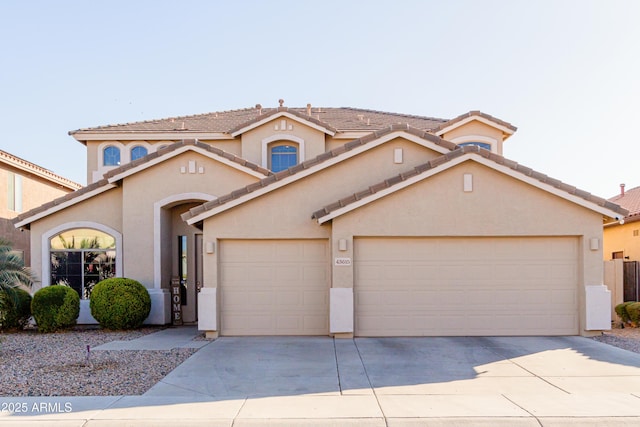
(0, 325, 638, 397)
(0, 326, 197, 396)
(591, 324, 640, 353)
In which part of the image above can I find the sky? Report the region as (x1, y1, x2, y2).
(1, 0, 639, 199)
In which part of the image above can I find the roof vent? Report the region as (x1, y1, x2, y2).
(621, 183, 626, 196)
(278, 99, 285, 107)
(306, 103, 312, 116)
(255, 104, 262, 115)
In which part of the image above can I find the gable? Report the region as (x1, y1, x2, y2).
(183, 127, 458, 226)
(313, 147, 625, 225)
(14, 140, 269, 228)
(329, 161, 607, 237)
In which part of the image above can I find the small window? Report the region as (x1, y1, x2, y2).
(7, 172, 22, 212)
(612, 251, 624, 260)
(131, 146, 148, 161)
(270, 145, 298, 172)
(103, 146, 121, 166)
(458, 142, 492, 151)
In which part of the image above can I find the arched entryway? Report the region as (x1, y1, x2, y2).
(155, 193, 214, 324)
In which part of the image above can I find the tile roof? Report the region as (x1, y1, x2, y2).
(69, 106, 449, 136)
(102, 139, 271, 180)
(0, 149, 82, 191)
(310, 144, 626, 221)
(432, 110, 518, 134)
(181, 125, 459, 223)
(13, 139, 270, 228)
(13, 178, 114, 228)
(609, 185, 640, 219)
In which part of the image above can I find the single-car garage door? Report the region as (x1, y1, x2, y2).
(355, 237, 579, 336)
(220, 239, 329, 335)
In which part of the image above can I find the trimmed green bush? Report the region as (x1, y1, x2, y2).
(90, 278, 151, 330)
(31, 285, 79, 333)
(615, 302, 634, 324)
(0, 288, 32, 330)
(626, 302, 640, 326)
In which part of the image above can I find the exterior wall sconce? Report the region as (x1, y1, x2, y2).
(205, 242, 215, 254)
(589, 238, 599, 251)
(338, 239, 348, 251)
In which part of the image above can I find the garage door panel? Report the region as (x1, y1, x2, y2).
(355, 237, 579, 336)
(220, 240, 329, 336)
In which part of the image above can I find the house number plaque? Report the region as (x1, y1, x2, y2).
(171, 277, 183, 326)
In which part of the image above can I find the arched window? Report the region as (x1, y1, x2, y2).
(270, 144, 298, 172)
(458, 142, 492, 151)
(103, 146, 121, 166)
(131, 145, 148, 161)
(50, 229, 116, 299)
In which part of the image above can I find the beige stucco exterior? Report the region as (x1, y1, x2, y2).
(603, 221, 640, 261)
(16, 107, 619, 336)
(1, 152, 80, 266)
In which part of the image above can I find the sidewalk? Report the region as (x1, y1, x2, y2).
(2, 332, 640, 426)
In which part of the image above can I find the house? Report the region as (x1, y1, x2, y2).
(0, 150, 81, 266)
(604, 184, 640, 261)
(13, 102, 625, 336)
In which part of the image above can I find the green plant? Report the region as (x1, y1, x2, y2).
(90, 278, 151, 330)
(626, 302, 640, 326)
(31, 285, 79, 332)
(615, 302, 635, 324)
(0, 288, 32, 330)
(0, 239, 35, 316)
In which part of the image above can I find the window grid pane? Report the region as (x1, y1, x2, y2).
(131, 146, 148, 161)
(271, 145, 297, 172)
(104, 146, 121, 166)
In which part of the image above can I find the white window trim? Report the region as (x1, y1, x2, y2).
(261, 134, 305, 169)
(153, 193, 217, 290)
(42, 222, 123, 288)
(450, 135, 497, 153)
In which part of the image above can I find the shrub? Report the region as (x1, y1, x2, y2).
(31, 285, 79, 333)
(626, 302, 640, 326)
(90, 278, 151, 330)
(0, 288, 32, 330)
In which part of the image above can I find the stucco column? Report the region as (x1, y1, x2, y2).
(330, 231, 354, 336)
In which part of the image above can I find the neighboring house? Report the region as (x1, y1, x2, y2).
(604, 184, 640, 261)
(0, 150, 81, 266)
(13, 103, 625, 336)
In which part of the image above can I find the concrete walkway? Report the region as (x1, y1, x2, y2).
(92, 325, 208, 350)
(2, 332, 640, 426)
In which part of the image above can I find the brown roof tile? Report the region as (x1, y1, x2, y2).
(182, 125, 455, 222)
(70, 106, 449, 136)
(608, 185, 640, 218)
(432, 110, 518, 134)
(312, 148, 627, 221)
(15, 139, 271, 227)
(13, 178, 112, 228)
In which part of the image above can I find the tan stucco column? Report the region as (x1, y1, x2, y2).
(330, 231, 354, 337)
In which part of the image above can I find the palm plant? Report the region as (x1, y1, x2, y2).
(0, 239, 36, 314)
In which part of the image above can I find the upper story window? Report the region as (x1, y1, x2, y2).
(458, 142, 492, 151)
(103, 146, 121, 166)
(270, 144, 298, 172)
(131, 146, 148, 161)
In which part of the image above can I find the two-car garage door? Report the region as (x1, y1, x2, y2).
(354, 237, 579, 336)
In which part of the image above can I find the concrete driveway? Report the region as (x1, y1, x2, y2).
(3, 335, 640, 426)
(141, 335, 640, 425)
